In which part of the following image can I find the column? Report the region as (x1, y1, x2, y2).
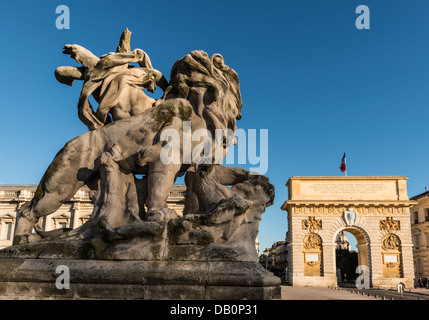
(71, 202, 80, 229)
(401, 244, 416, 287)
(289, 243, 303, 285)
(370, 242, 382, 288)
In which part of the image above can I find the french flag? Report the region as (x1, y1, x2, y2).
(339, 153, 346, 173)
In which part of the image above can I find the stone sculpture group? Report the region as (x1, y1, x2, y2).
(0, 29, 280, 300)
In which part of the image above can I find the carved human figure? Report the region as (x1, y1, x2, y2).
(55, 28, 168, 130)
(303, 233, 322, 251)
(381, 233, 401, 251)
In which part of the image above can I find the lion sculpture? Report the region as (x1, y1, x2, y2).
(13, 45, 242, 245)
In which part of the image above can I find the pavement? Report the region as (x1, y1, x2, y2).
(279, 284, 378, 300)
(279, 284, 429, 300)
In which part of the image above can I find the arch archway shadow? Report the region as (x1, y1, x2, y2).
(334, 227, 371, 287)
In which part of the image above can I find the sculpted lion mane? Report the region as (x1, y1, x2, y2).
(13, 50, 243, 244)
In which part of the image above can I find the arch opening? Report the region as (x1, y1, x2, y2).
(334, 227, 369, 285)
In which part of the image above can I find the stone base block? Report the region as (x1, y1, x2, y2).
(0, 258, 281, 300)
(371, 275, 414, 290)
(290, 275, 337, 288)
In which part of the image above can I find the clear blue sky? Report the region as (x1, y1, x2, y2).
(1, 0, 429, 253)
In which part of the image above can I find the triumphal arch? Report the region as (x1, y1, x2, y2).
(281, 176, 417, 289)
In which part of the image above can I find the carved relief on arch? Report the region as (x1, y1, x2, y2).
(295, 206, 304, 213)
(381, 233, 403, 278)
(303, 233, 322, 251)
(381, 233, 401, 251)
(302, 216, 322, 232)
(379, 217, 400, 231)
(303, 232, 323, 277)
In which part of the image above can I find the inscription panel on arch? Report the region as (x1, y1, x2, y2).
(296, 180, 398, 201)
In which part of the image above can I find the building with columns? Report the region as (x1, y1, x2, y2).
(258, 240, 288, 279)
(410, 189, 429, 279)
(0, 184, 186, 249)
(0, 184, 260, 255)
(281, 176, 416, 289)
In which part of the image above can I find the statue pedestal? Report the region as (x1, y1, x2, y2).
(3, 169, 280, 300)
(0, 258, 280, 300)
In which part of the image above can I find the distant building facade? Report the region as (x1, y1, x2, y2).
(259, 240, 288, 279)
(336, 230, 351, 251)
(410, 189, 429, 279)
(0, 184, 260, 255)
(0, 184, 186, 249)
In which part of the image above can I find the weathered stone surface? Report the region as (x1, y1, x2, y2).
(0, 259, 280, 300)
(1, 186, 269, 262)
(1, 29, 280, 300)
(0, 169, 280, 299)
(13, 43, 243, 243)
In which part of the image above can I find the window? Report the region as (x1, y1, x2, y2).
(1, 222, 13, 240)
(415, 235, 421, 248)
(6, 223, 12, 240)
(418, 258, 423, 274)
(414, 212, 419, 224)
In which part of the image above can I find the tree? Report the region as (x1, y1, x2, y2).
(336, 249, 358, 282)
